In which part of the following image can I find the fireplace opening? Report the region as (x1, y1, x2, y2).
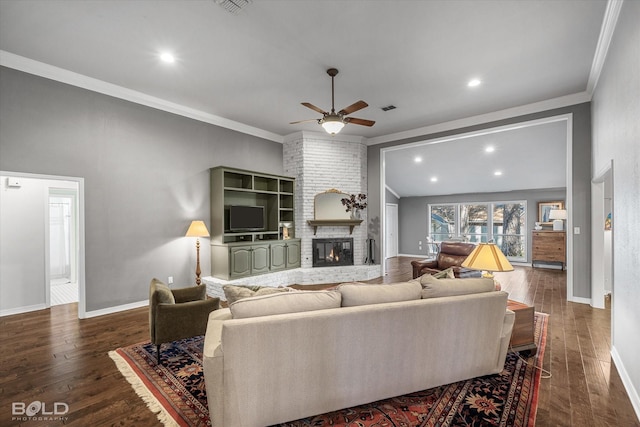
(312, 238, 354, 267)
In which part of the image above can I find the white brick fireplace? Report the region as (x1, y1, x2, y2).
(283, 131, 371, 268)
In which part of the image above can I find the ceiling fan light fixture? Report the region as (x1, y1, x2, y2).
(292, 67, 373, 134)
(321, 116, 345, 135)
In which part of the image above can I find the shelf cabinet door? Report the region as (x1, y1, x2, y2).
(251, 244, 270, 274)
(286, 240, 301, 268)
(270, 242, 287, 271)
(229, 246, 252, 277)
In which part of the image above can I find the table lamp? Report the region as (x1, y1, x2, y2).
(549, 209, 567, 231)
(186, 220, 209, 285)
(461, 242, 514, 280)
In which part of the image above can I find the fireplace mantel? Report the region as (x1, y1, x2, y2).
(307, 219, 363, 235)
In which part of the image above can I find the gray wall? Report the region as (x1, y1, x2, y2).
(368, 102, 592, 300)
(385, 188, 399, 205)
(397, 188, 565, 261)
(591, 0, 640, 413)
(0, 67, 283, 312)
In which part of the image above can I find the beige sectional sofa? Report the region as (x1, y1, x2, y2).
(203, 279, 515, 427)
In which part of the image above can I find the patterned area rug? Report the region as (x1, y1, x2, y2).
(110, 312, 548, 427)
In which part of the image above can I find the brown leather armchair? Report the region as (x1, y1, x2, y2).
(411, 241, 481, 279)
(149, 278, 220, 364)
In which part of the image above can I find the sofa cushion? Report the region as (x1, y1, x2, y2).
(337, 281, 422, 307)
(223, 284, 290, 304)
(229, 290, 341, 319)
(420, 275, 495, 298)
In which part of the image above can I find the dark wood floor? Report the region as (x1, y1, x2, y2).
(1, 257, 638, 426)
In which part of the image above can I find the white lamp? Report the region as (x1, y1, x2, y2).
(321, 115, 345, 135)
(186, 220, 210, 285)
(549, 209, 567, 231)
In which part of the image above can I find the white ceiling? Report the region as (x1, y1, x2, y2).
(384, 119, 568, 197)
(0, 0, 609, 196)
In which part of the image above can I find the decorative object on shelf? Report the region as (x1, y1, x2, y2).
(549, 209, 567, 231)
(186, 220, 210, 285)
(341, 193, 367, 219)
(314, 189, 351, 220)
(461, 243, 514, 280)
(281, 222, 292, 239)
(534, 222, 543, 230)
(538, 201, 564, 225)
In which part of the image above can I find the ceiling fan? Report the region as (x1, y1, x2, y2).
(290, 68, 375, 135)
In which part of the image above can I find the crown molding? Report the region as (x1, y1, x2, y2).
(586, 0, 624, 94)
(385, 185, 401, 200)
(0, 50, 283, 143)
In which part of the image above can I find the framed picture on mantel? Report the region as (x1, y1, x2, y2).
(538, 201, 564, 225)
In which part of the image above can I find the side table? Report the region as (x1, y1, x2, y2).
(507, 300, 537, 356)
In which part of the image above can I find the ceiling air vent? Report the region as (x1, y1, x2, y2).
(215, 0, 252, 14)
(381, 105, 396, 112)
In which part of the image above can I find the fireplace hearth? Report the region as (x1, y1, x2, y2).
(312, 238, 354, 267)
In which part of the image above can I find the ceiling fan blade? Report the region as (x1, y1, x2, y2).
(301, 102, 327, 115)
(346, 117, 375, 127)
(338, 100, 368, 116)
(290, 119, 319, 124)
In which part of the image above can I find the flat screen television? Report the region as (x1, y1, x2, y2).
(229, 205, 265, 231)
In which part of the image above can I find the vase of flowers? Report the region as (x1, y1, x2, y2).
(341, 193, 367, 219)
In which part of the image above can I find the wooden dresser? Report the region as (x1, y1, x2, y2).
(532, 230, 566, 269)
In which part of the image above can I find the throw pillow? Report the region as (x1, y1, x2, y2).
(337, 281, 422, 307)
(151, 278, 175, 304)
(223, 284, 290, 304)
(229, 290, 342, 319)
(420, 275, 495, 299)
(431, 267, 455, 279)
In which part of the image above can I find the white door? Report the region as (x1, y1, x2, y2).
(385, 204, 398, 259)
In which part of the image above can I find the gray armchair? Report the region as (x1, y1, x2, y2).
(149, 278, 220, 364)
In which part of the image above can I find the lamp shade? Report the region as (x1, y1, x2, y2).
(321, 117, 345, 135)
(185, 220, 210, 237)
(548, 209, 567, 220)
(461, 243, 514, 273)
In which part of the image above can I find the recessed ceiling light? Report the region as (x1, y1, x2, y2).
(494, 171, 503, 176)
(468, 78, 481, 87)
(160, 52, 175, 63)
(485, 146, 495, 153)
(414, 156, 423, 163)
(430, 177, 438, 182)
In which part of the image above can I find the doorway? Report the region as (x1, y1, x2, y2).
(379, 114, 573, 296)
(591, 163, 613, 309)
(49, 190, 79, 306)
(385, 203, 398, 259)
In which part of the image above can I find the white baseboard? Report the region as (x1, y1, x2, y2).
(0, 303, 47, 317)
(398, 253, 432, 258)
(84, 300, 148, 318)
(568, 295, 592, 305)
(611, 346, 640, 422)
